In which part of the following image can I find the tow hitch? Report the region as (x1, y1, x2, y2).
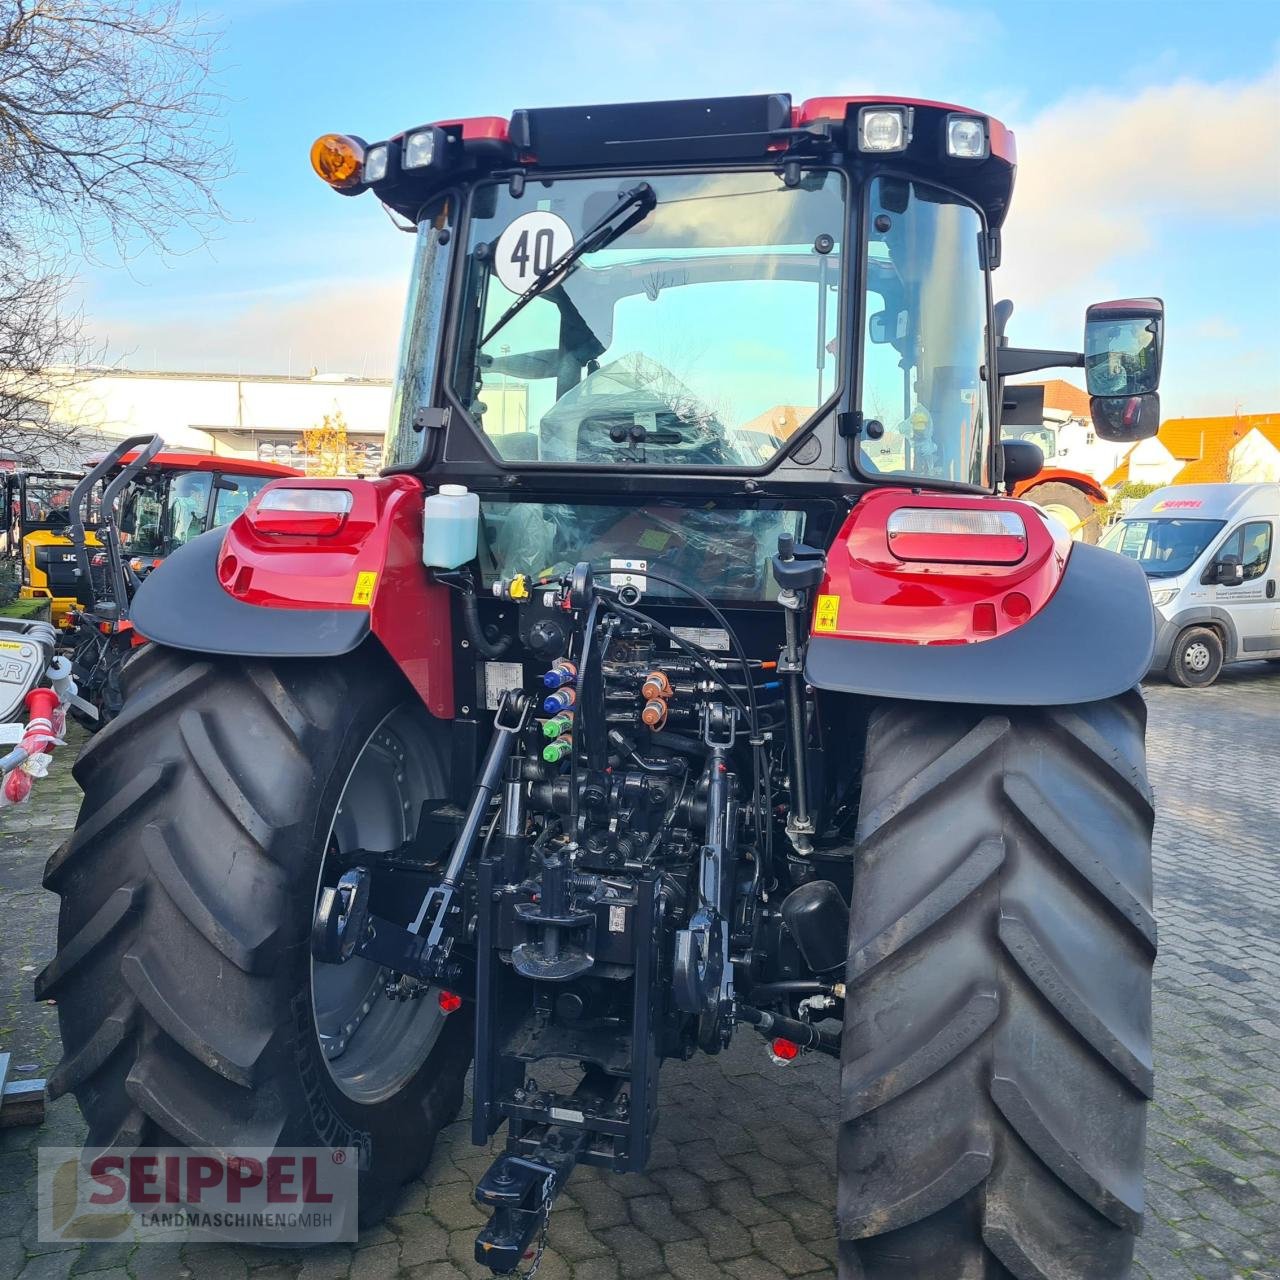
(475, 1070, 625, 1274)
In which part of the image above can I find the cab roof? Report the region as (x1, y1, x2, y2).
(97, 451, 302, 478)
(347, 92, 1018, 230)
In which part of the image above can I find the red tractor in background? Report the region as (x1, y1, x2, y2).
(41, 94, 1164, 1278)
(1002, 378, 1112, 541)
(66, 442, 301, 722)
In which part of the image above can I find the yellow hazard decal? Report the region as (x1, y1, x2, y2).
(351, 571, 378, 606)
(813, 594, 840, 634)
(0, 640, 23, 651)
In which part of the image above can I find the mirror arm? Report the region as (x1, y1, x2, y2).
(996, 346, 1085, 377)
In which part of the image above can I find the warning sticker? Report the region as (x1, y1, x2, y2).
(351, 571, 378, 606)
(813, 594, 840, 634)
(0, 640, 23, 651)
(670, 625, 730, 652)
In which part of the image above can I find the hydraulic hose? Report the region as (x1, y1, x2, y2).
(461, 584, 512, 659)
(736, 1002, 840, 1056)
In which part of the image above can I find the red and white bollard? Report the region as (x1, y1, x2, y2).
(1, 686, 63, 807)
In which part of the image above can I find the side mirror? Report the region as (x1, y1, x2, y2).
(1213, 554, 1245, 587)
(1002, 438, 1044, 485)
(1090, 392, 1160, 443)
(1084, 297, 1164, 441)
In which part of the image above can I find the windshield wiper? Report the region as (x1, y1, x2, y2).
(481, 182, 657, 348)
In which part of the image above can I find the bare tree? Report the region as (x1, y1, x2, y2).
(0, 0, 228, 465)
(0, 270, 108, 466)
(0, 0, 227, 262)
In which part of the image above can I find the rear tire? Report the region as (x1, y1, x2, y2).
(39, 644, 472, 1227)
(837, 693, 1155, 1280)
(1023, 482, 1100, 544)
(1166, 624, 1223, 687)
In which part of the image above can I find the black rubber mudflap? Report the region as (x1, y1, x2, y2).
(38, 644, 472, 1227)
(837, 693, 1155, 1280)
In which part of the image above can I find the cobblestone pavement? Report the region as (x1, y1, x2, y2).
(2, 665, 1278, 1280)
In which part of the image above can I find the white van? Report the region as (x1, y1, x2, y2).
(1100, 482, 1280, 686)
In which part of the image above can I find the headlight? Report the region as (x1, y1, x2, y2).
(946, 114, 989, 159)
(363, 143, 389, 184)
(1149, 588, 1177, 608)
(402, 128, 438, 170)
(857, 106, 912, 153)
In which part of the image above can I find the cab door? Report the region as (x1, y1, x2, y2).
(1207, 518, 1278, 659)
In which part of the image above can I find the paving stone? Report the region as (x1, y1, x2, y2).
(127, 1242, 187, 1280)
(662, 1237, 725, 1279)
(19, 1251, 81, 1280)
(593, 1223, 665, 1278)
(390, 1213, 450, 1268)
(0, 1236, 27, 1280)
(71, 1242, 134, 1274)
(346, 1241, 398, 1280)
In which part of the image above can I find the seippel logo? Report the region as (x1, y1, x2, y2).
(38, 1147, 358, 1244)
(48, 1157, 132, 1240)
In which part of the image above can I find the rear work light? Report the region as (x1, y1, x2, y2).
(402, 126, 442, 170)
(363, 142, 390, 184)
(857, 106, 912, 153)
(249, 488, 353, 536)
(886, 507, 1027, 565)
(946, 114, 989, 159)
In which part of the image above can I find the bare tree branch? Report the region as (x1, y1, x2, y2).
(0, 0, 229, 464)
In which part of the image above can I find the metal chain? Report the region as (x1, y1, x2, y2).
(513, 1176, 555, 1279)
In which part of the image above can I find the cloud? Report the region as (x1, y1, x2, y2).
(1000, 63, 1280, 311)
(1191, 316, 1243, 342)
(537, 0, 1000, 103)
(87, 276, 409, 379)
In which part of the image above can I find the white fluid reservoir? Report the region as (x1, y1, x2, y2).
(422, 485, 479, 569)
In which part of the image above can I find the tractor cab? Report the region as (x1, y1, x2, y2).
(106, 451, 302, 582)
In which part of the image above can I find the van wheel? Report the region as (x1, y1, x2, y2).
(1166, 625, 1223, 687)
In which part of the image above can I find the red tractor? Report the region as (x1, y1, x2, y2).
(41, 95, 1163, 1277)
(63, 443, 302, 723)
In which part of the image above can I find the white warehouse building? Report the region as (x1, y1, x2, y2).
(44, 368, 395, 473)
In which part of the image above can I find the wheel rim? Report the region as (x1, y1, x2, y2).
(1039, 502, 1088, 540)
(311, 705, 447, 1104)
(1184, 641, 1212, 673)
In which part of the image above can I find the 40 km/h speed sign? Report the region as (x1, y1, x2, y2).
(493, 210, 574, 296)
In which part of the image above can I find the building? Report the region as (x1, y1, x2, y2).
(1009, 379, 1131, 484)
(35, 368, 395, 473)
(1105, 413, 1280, 488)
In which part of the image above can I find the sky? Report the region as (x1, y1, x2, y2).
(76, 0, 1280, 420)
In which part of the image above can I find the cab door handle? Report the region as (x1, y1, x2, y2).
(1269, 579, 1277, 599)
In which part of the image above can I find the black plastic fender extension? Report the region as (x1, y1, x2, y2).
(129, 528, 370, 658)
(804, 542, 1156, 707)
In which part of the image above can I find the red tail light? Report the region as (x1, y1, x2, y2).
(248, 488, 353, 536)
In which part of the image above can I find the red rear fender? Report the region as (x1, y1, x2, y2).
(218, 475, 453, 717)
(814, 489, 1071, 646)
